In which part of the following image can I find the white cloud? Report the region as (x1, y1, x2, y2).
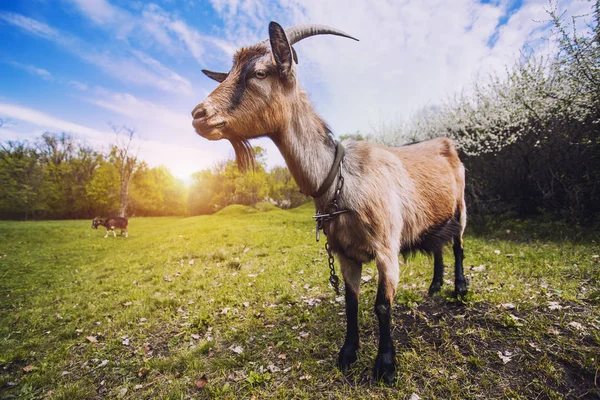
(65, 0, 238, 63)
(6, 60, 53, 80)
(0, 11, 192, 94)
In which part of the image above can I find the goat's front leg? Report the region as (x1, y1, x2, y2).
(374, 251, 399, 384)
(337, 254, 362, 372)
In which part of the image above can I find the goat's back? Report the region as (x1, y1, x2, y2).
(105, 216, 129, 228)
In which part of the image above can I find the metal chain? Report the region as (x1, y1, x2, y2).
(325, 242, 340, 295)
(313, 159, 346, 295)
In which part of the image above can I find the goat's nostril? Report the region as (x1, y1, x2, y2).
(193, 108, 207, 120)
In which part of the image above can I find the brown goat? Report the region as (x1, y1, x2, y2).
(191, 22, 467, 384)
(92, 216, 129, 238)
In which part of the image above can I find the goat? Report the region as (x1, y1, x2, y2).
(92, 217, 129, 238)
(191, 22, 467, 384)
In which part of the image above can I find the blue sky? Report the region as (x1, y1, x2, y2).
(0, 0, 592, 180)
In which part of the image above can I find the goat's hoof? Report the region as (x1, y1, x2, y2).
(337, 345, 358, 372)
(454, 281, 468, 297)
(428, 282, 442, 296)
(373, 352, 396, 385)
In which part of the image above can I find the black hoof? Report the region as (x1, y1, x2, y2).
(455, 281, 468, 297)
(337, 344, 358, 372)
(428, 281, 443, 296)
(373, 352, 396, 384)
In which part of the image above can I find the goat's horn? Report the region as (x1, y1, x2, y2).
(284, 24, 359, 45)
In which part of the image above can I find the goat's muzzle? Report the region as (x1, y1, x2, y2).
(191, 104, 226, 140)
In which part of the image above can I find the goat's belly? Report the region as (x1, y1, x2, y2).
(326, 219, 376, 263)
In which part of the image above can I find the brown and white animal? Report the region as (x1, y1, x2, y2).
(92, 217, 129, 238)
(191, 22, 467, 384)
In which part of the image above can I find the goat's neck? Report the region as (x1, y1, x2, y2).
(271, 97, 336, 200)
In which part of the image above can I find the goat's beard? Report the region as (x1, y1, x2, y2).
(229, 138, 256, 172)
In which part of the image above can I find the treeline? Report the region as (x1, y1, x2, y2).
(0, 133, 307, 219)
(370, 1, 600, 224)
(188, 148, 308, 215)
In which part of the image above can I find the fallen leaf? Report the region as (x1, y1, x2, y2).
(55, 313, 63, 320)
(98, 360, 108, 368)
(23, 365, 34, 373)
(494, 249, 501, 255)
(497, 351, 512, 364)
(243, 302, 250, 307)
(122, 301, 133, 306)
(568, 321, 584, 331)
(139, 318, 147, 323)
(229, 345, 243, 354)
(409, 393, 422, 400)
(267, 364, 280, 373)
(195, 375, 209, 389)
(86, 336, 98, 343)
(163, 275, 172, 282)
(134, 384, 143, 391)
(278, 353, 287, 359)
(117, 387, 127, 398)
(471, 265, 486, 272)
(189, 259, 195, 265)
(299, 374, 312, 380)
(361, 275, 372, 282)
(548, 301, 562, 310)
(122, 338, 130, 346)
(221, 307, 231, 315)
(500, 303, 515, 309)
(528, 342, 541, 352)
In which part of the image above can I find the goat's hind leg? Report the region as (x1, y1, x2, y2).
(428, 248, 445, 295)
(337, 254, 362, 372)
(374, 251, 399, 384)
(454, 203, 468, 296)
(453, 235, 467, 296)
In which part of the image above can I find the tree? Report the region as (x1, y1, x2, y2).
(108, 125, 140, 217)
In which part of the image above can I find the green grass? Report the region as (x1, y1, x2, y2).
(0, 205, 599, 399)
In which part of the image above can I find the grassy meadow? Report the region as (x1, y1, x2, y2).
(0, 204, 599, 399)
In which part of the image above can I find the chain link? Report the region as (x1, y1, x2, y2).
(313, 159, 347, 295)
(325, 242, 340, 295)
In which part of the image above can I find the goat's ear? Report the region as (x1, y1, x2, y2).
(269, 21, 293, 77)
(202, 69, 229, 83)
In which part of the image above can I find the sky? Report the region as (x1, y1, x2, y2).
(0, 0, 594, 181)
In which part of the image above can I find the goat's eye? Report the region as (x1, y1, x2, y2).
(254, 70, 267, 79)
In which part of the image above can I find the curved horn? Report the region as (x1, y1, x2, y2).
(284, 24, 359, 45)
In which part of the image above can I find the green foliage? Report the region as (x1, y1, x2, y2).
(187, 147, 308, 215)
(0, 134, 306, 219)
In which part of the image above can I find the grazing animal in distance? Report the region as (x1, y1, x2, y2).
(92, 217, 129, 238)
(191, 21, 467, 384)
